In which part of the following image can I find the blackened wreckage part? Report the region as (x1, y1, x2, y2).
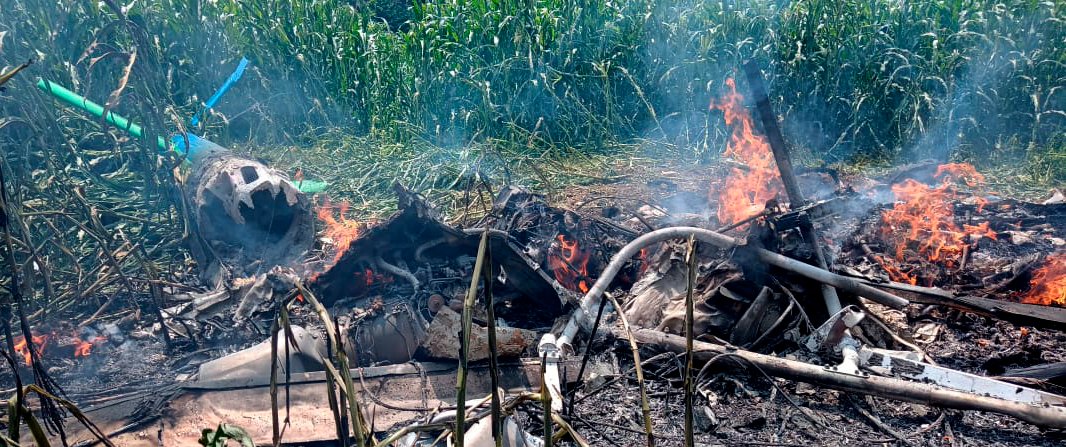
(806, 305, 1066, 406)
(541, 226, 909, 360)
(184, 140, 314, 282)
(850, 277, 1066, 330)
(538, 226, 911, 417)
(308, 184, 564, 365)
(483, 185, 641, 289)
(633, 329, 1066, 429)
(744, 61, 842, 315)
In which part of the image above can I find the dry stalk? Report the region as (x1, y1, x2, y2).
(481, 235, 504, 447)
(604, 292, 655, 447)
(541, 356, 553, 447)
(683, 235, 697, 447)
(295, 282, 368, 446)
(456, 231, 490, 446)
(550, 413, 591, 447)
(270, 313, 281, 446)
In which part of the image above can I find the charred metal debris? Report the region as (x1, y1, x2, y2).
(7, 71, 1066, 447)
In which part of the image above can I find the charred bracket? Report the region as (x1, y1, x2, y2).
(805, 305, 867, 377)
(766, 197, 846, 233)
(806, 306, 1066, 406)
(744, 61, 842, 315)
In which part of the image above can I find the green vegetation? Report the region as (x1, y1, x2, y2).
(0, 0, 1062, 321)
(3, 0, 1063, 173)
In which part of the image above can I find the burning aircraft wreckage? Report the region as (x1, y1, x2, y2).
(5, 65, 1066, 447)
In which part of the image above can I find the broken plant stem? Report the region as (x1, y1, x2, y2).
(124, 233, 172, 352)
(270, 314, 281, 447)
(294, 282, 367, 446)
(0, 167, 24, 436)
(568, 290, 610, 416)
(541, 356, 553, 447)
(683, 236, 697, 447)
(605, 292, 655, 447)
(456, 231, 490, 447)
(18, 384, 115, 446)
(269, 304, 298, 447)
(481, 237, 504, 447)
(848, 395, 911, 444)
(550, 413, 591, 447)
(0, 164, 68, 439)
(321, 352, 348, 447)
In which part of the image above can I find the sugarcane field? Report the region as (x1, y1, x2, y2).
(1, 1, 1065, 446)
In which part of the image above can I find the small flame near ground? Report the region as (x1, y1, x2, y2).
(1023, 254, 1066, 306)
(11, 332, 105, 365)
(361, 268, 392, 287)
(73, 335, 107, 357)
(316, 198, 363, 265)
(876, 163, 996, 284)
(638, 247, 651, 276)
(710, 77, 783, 226)
(549, 234, 592, 293)
(13, 334, 48, 365)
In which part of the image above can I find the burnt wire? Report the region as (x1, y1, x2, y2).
(566, 292, 609, 416)
(695, 352, 850, 439)
(356, 367, 449, 412)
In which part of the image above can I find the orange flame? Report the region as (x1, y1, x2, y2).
(878, 163, 996, 283)
(710, 78, 783, 226)
(316, 198, 362, 264)
(361, 268, 392, 286)
(13, 334, 48, 365)
(549, 234, 592, 293)
(638, 247, 651, 277)
(872, 254, 918, 285)
(1022, 254, 1066, 306)
(72, 335, 106, 358)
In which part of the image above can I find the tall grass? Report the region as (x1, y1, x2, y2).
(0, 1, 1060, 317)
(2, 0, 1062, 167)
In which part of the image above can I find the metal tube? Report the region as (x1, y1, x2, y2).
(36, 79, 328, 193)
(553, 226, 909, 350)
(36, 78, 169, 151)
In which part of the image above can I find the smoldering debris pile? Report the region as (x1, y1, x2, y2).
(14, 159, 1066, 446)
(10, 76, 1066, 447)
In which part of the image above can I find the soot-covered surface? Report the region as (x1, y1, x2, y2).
(0, 314, 176, 416)
(547, 161, 1066, 446)
(4, 160, 1063, 446)
(553, 330, 1065, 447)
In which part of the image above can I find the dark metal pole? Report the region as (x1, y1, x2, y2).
(742, 61, 842, 315)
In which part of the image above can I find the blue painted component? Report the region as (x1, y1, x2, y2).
(170, 133, 226, 159)
(190, 57, 250, 127)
